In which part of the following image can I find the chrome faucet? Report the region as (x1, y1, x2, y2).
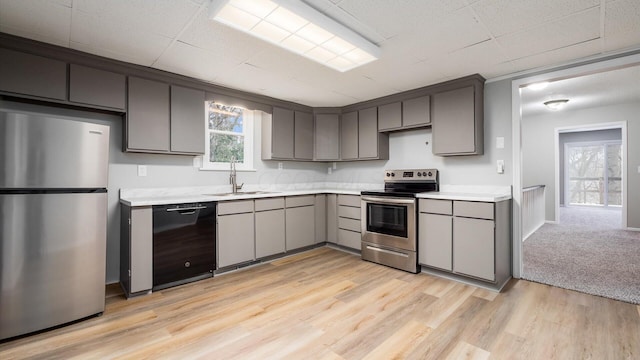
(230, 157, 244, 193)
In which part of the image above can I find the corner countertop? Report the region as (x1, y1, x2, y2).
(120, 183, 382, 207)
(417, 185, 512, 202)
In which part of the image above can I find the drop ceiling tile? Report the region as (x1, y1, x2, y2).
(178, 9, 271, 63)
(509, 39, 602, 73)
(497, 7, 600, 61)
(472, 0, 599, 37)
(70, 10, 172, 66)
(70, 41, 155, 66)
(426, 39, 514, 80)
(72, 0, 201, 39)
(154, 41, 242, 81)
(603, 0, 640, 51)
(0, 0, 71, 46)
(337, 0, 468, 39)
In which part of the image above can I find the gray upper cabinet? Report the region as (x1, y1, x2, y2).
(378, 102, 401, 131)
(263, 107, 295, 160)
(432, 85, 483, 156)
(402, 95, 430, 128)
(358, 107, 378, 159)
(358, 107, 389, 160)
(170, 85, 205, 154)
(340, 111, 359, 160)
(0, 48, 67, 101)
(314, 113, 340, 161)
(69, 64, 126, 110)
(294, 111, 314, 160)
(126, 76, 170, 152)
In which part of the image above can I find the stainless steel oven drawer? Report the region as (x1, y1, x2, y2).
(361, 242, 417, 273)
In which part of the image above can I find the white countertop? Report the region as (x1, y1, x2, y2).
(416, 185, 512, 202)
(120, 184, 512, 206)
(120, 183, 382, 207)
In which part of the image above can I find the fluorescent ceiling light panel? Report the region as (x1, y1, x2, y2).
(544, 99, 569, 110)
(209, 0, 381, 72)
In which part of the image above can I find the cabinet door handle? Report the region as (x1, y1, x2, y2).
(166, 206, 207, 212)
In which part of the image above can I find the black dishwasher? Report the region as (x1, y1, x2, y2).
(152, 202, 216, 290)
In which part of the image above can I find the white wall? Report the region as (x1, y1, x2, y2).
(326, 80, 514, 187)
(0, 99, 327, 283)
(522, 101, 640, 227)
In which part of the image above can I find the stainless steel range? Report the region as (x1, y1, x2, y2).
(361, 169, 439, 273)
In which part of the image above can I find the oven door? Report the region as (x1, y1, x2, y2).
(361, 195, 416, 251)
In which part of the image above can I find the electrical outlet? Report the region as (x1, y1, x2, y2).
(278, 162, 283, 170)
(637, 165, 640, 174)
(496, 137, 505, 149)
(332, 162, 337, 170)
(137, 165, 147, 177)
(328, 167, 332, 175)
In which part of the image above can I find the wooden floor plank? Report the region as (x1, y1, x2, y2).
(1, 247, 639, 359)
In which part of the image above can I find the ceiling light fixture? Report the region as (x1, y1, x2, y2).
(526, 82, 549, 91)
(208, 0, 380, 72)
(543, 99, 569, 110)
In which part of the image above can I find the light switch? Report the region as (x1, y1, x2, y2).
(137, 165, 147, 177)
(496, 137, 505, 149)
(497, 160, 505, 174)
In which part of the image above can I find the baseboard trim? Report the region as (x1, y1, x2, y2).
(625, 227, 640, 232)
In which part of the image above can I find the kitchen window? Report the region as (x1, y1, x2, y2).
(202, 102, 254, 171)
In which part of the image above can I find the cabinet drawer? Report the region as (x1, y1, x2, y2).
(338, 217, 361, 232)
(338, 229, 361, 250)
(419, 199, 452, 215)
(285, 195, 315, 208)
(255, 197, 285, 211)
(338, 205, 360, 220)
(453, 201, 494, 220)
(218, 200, 254, 215)
(338, 194, 361, 207)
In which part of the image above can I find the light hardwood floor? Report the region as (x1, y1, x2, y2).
(1, 247, 639, 359)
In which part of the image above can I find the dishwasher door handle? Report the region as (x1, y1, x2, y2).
(166, 206, 208, 213)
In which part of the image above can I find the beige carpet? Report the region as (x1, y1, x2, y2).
(522, 206, 640, 304)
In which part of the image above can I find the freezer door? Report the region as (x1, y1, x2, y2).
(0, 111, 110, 189)
(0, 192, 107, 340)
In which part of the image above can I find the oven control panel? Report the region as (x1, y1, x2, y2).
(384, 169, 438, 181)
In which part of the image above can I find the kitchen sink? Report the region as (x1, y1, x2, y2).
(204, 191, 278, 197)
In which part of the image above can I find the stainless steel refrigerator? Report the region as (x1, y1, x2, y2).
(0, 111, 110, 340)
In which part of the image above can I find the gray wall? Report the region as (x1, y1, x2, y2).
(558, 129, 622, 205)
(522, 102, 640, 226)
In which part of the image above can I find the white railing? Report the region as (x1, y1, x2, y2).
(522, 185, 546, 241)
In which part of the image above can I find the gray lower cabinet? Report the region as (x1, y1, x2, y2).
(285, 196, 315, 250)
(69, 64, 126, 110)
(453, 216, 494, 280)
(120, 205, 153, 297)
(217, 200, 255, 268)
(340, 111, 359, 160)
(294, 111, 314, 160)
(418, 213, 452, 271)
(432, 85, 483, 156)
(255, 197, 285, 258)
(170, 85, 205, 154)
(126, 76, 170, 152)
(314, 113, 340, 160)
(418, 198, 510, 286)
(0, 48, 67, 101)
(326, 194, 338, 244)
(315, 195, 326, 244)
(337, 194, 361, 250)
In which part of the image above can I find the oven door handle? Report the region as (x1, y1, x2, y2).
(366, 246, 410, 258)
(361, 196, 415, 205)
